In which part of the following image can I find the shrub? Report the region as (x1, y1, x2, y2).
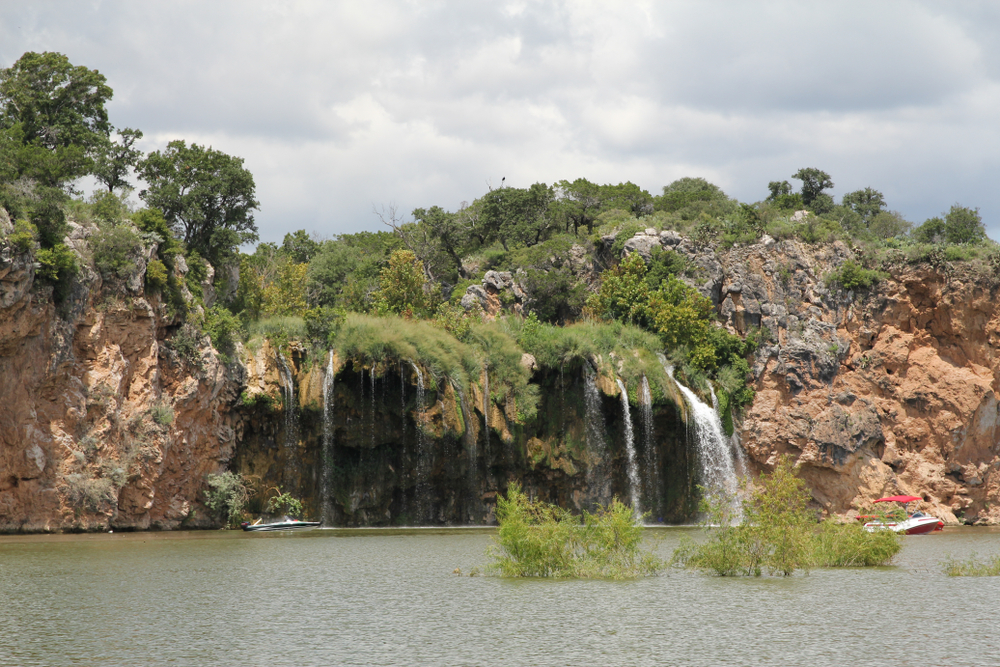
(63, 473, 116, 512)
(35, 243, 78, 303)
(7, 219, 37, 253)
(486, 482, 663, 579)
(205, 471, 250, 528)
(203, 306, 244, 359)
(149, 401, 174, 426)
(265, 488, 304, 518)
(145, 259, 169, 292)
(813, 521, 901, 567)
(92, 223, 144, 280)
(826, 260, 885, 291)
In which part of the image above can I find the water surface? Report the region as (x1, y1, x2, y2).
(1, 527, 998, 666)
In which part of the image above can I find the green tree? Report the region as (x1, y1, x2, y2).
(91, 127, 143, 192)
(280, 229, 319, 264)
(138, 140, 259, 265)
(913, 216, 946, 244)
(372, 249, 433, 316)
(655, 177, 728, 213)
(943, 204, 986, 245)
(868, 210, 911, 240)
(765, 180, 802, 210)
(586, 252, 652, 326)
(479, 182, 555, 250)
(841, 187, 885, 226)
(555, 178, 603, 234)
(791, 168, 833, 210)
(0, 51, 113, 186)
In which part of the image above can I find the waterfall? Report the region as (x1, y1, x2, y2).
(615, 378, 642, 519)
(276, 351, 297, 447)
(482, 363, 489, 444)
(639, 375, 658, 518)
(411, 362, 429, 523)
(583, 369, 610, 506)
(660, 355, 743, 519)
(710, 384, 747, 478)
(369, 365, 376, 449)
(457, 384, 479, 523)
(321, 350, 335, 525)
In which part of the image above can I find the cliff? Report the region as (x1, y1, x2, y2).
(3, 219, 1000, 531)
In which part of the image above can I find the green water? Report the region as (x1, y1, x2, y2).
(1, 527, 999, 666)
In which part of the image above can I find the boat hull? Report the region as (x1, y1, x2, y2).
(241, 521, 321, 532)
(863, 516, 943, 535)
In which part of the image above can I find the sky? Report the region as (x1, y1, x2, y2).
(2, 0, 1000, 243)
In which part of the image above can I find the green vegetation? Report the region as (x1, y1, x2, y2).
(204, 471, 250, 528)
(486, 482, 663, 578)
(825, 260, 887, 291)
(941, 553, 1000, 577)
(672, 457, 901, 576)
(149, 401, 174, 426)
(265, 488, 305, 518)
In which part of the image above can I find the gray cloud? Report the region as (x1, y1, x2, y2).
(2, 0, 999, 241)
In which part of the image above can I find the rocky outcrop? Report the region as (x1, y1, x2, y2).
(638, 229, 1000, 524)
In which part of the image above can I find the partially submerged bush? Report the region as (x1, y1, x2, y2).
(205, 471, 249, 528)
(487, 482, 663, 579)
(674, 458, 901, 576)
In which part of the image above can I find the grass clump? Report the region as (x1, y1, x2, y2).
(942, 553, 1000, 577)
(486, 482, 663, 579)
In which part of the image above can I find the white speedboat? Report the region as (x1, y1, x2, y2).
(241, 518, 320, 532)
(860, 495, 943, 535)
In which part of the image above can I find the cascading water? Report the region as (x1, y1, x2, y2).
(583, 370, 610, 506)
(659, 354, 743, 519)
(456, 383, 479, 523)
(639, 375, 658, 517)
(615, 378, 642, 519)
(411, 362, 429, 523)
(321, 350, 335, 525)
(276, 351, 297, 447)
(710, 384, 747, 478)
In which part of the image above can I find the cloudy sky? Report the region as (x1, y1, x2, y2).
(3, 1, 1000, 243)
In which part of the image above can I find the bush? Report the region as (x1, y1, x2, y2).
(35, 243, 78, 303)
(205, 471, 249, 527)
(7, 219, 37, 253)
(265, 488, 304, 518)
(203, 306, 244, 359)
(149, 401, 174, 426)
(63, 473, 116, 512)
(145, 259, 169, 292)
(92, 223, 144, 280)
(486, 482, 663, 578)
(813, 521, 901, 567)
(826, 260, 885, 291)
(673, 457, 901, 576)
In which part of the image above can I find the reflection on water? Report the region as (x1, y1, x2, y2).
(2, 527, 1000, 666)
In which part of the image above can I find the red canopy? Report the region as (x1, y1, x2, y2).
(874, 495, 922, 503)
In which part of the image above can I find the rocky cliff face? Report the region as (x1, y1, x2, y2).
(0, 222, 243, 532)
(638, 232, 1000, 525)
(5, 218, 1000, 531)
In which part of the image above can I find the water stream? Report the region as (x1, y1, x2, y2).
(615, 378, 642, 518)
(411, 362, 429, 522)
(276, 351, 297, 447)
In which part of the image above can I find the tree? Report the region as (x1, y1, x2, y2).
(841, 187, 885, 226)
(138, 140, 259, 265)
(0, 51, 113, 186)
(479, 182, 555, 250)
(655, 177, 728, 213)
(372, 249, 433, 316)
(791, 168, 833, 210)
(280, 229, 319, 264)
(555, 178, 603, 234)
(91, 127, 143, 192)
(868, 210, 911, 240)
(765, 180, 802, 210)
(943, 204, 986, 245)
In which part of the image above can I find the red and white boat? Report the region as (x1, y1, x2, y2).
(859, 495, 944, 535)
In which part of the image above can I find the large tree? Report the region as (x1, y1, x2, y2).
(791, 168, 834, 211)
(91, 127, 143, 192)
(138, 140, 259, 265)
(0, 51, 113, 186)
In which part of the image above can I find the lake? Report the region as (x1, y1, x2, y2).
(1, 527, 999, 666)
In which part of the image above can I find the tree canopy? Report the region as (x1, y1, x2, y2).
(138, 140, 259, 265)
